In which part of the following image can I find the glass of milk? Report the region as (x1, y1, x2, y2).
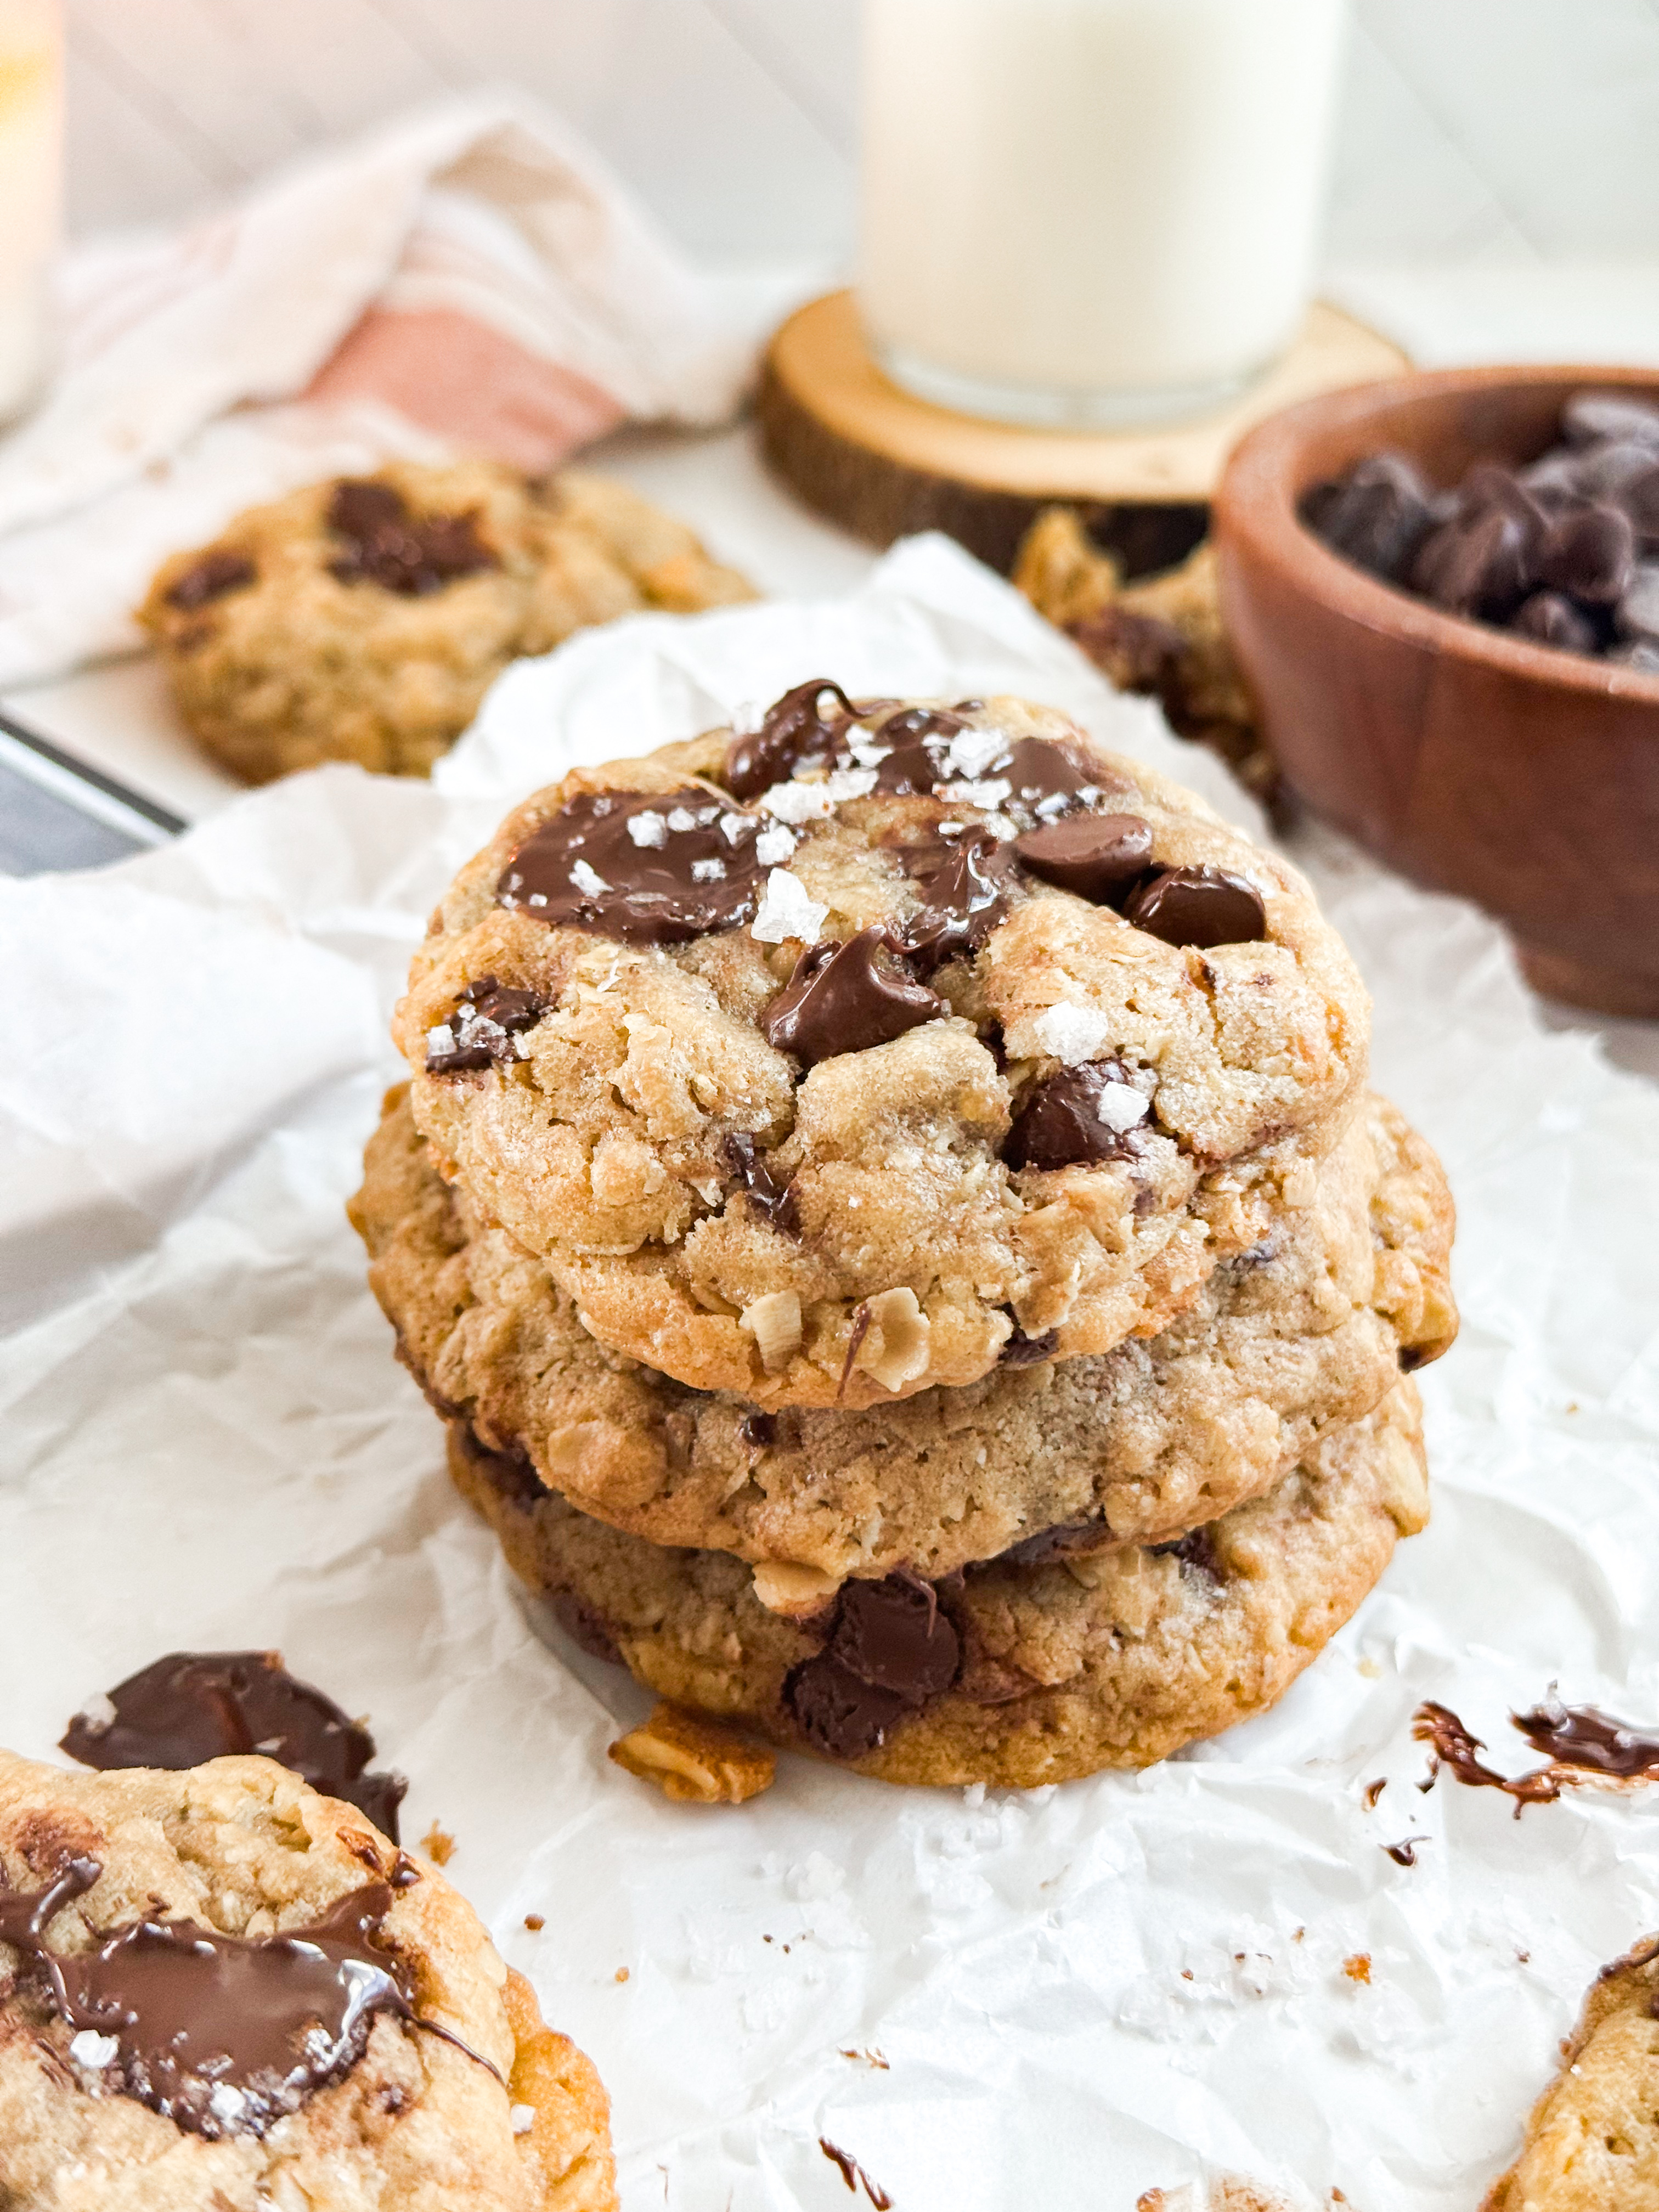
(0, 0, 62, 427)
(859, 0, 1348, 428)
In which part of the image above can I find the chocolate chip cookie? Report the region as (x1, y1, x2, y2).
(1482, 1933, 1659, 2211)
(0, 1749, 616, 2208)
(447, 1378, 1427, 1788)
(354, 1084, 1453, 1604)
(138, 462, 753, 783)
(395, 686, 1370, 1409)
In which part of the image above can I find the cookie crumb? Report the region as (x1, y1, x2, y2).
(420, 1821, 456, 1865)
(614, 1967, 630, 1983)
(1342, 1953, 1372, 1984)
(608, 1701, 775, 1804)
(523, 1913, 545, 1932)
(510, 2102, 535, 2135)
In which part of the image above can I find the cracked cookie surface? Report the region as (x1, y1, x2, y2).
(138, 462, 753, 783)
(354, 1086, 1453, 1600)
(448, 1379, 1427, 1789)
(395, 689, 1370, 1408)
(0, 1751, 616, 2210)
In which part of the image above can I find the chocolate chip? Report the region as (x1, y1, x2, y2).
(1512, 591, 1600, 654)
(761, 927, 942, 1065)
(1298, 450, 1439, 581)
(1124, 865, 1266, 948)
(1412, 505, 1533, 618)
(1617, 565, 1659, 643)
(722, 1132, 798, 1234)
(326, 478, 496, 597)
(424, 975, 545, 1074)
(1150, 1526, 1222, 1581)
(164, 550, 257, 611)
(1561, 392, 1659, 450)
(896, 833, 1018, 973)
(1532, 503, 1635, 605)
(739, 1411, 777, 1448)
(723, 680, 862, 799)
(1619, 462, 1659, 549)
(61, 1652, 405, 1842)
(998, 1319, 1058, 1367)
(499, 787, 766, 944)
(1005, 1058, 1142, 1172)
(1013, 812, 1153, 904)
(784, 1574, 961, 1759)
(1610, 639, 1659, 674)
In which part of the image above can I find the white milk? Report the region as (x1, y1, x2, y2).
(859, 0, 1347, 426)
(0, 0, 61, 425)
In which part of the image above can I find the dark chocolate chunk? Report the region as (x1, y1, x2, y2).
(1298, 450, 1439, 581)
(995, 1516, 1110, 1568)
(723, 679, 862, 799)
(1005, 1058, 1142, 1173)
(998, 1319, 1059, 1367)
(1512, 591, 1600, 654)
(424, 975, 545, 1074)
(783, 1572, 961, 1759)
(326, 478, 496, 597)
(1411, 504, 1533, 618)
(738, 1410, 777, 1449)
(498, 787, 765, 943)
(62, 1652, 405, 1843)
(164, 550, 257, 611)
(1561, 391, 1659, 450)
(1532, 503, 1635, 606)
(761, 927, 942, 1065)
(1124, 865, 1266, 948)
(1013, 812, 1153, 905)
(1152, 1526, 1222, 1582)
(896, 833, 1018, 973)
(0, 1860, 475, 2138)
(722, 1132, 799, 1234)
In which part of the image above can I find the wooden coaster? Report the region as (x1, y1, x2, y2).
(757, 289, 1409, 577)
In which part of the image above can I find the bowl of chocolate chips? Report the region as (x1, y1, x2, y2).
(1212, 366, 1659, 1016)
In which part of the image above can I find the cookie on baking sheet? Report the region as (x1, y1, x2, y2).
(448, 1378, 1426, 1790)
(354, 1084, 1453, 1602)
(1483, 1934, 1659, 2211)
(137, 460, 754, 783)
(395, 685, 1370, 1409)
(0, 1750, 616, 2210)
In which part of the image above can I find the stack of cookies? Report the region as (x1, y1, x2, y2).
(353, 683, 1457, 1788)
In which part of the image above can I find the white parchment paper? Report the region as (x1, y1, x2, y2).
(4, 537, 1659, 2210)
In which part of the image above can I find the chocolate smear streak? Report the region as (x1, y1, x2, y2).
(786, 1576, 961, 1760)
(0, 1858, 493, 2139)
(761, 927, 943, 1065)
(63, 1652, 406, 1843)
(1384, 1837, 1427, 1867)
(327, 479, 496, 597)
(820, 2137, 894, 2207)
(1413, 1695, 1659, 1815)
(724, 679, 867, 799)
(499, 787, 766, 943)
(723, 1132, 799, 1235)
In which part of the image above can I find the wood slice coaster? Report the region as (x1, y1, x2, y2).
(757, 289, 1409, 578)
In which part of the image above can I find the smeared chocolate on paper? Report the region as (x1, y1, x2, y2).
(499, 787, 766, 943)
(63, 1651, 406, 1843)
(1414, 1695, 1659, 1816)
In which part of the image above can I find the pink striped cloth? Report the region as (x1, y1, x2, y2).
(0, 95, 769, 686)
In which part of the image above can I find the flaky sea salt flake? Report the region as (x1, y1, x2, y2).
(752, 870, 827, 945)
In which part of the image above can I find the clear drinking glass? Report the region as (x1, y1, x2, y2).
(859, 0, 1348, 430)
(0, 0, 62, 426)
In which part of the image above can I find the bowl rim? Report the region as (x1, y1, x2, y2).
(1214, 360, 1659, 705)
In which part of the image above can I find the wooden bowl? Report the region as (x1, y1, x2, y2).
(1212, 365, 1659, 1017)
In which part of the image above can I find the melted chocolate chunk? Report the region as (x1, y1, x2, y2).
(0, 1860, 460, 2138)
(326, 479, 496, 597)
(165, 550, 257, 611)
(723, 1132, 799, 1234)
(1124, 866, 1267, 949)
(499, 787, 766, 943)
(870, 708, 969, 795)
(994, 1516, 1110, 1568)
(1005, 1058, 1142, 1173)
(62, 1653, 405, 1844)
(761, 927, 943, 1065)
(723, 680, 863, 799)
(896, 834, 1018, 973)
(784, 1574, 961, 1760)
(991, 735, 1107, 827)
(998, 1320, 1059, 1368)
(1013, 812, 1153, 905)
(424, 975, 545, 1075)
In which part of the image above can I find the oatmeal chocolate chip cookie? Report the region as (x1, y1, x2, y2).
(394, 687, 1370, 1408)
(138, 461, 753, 784)
(447, 1378, 1427, 1788)
(0, 1751, 616, 2210)
(1482, 1934, 1659, 2211)
(354, 1085, 1453, 1600)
